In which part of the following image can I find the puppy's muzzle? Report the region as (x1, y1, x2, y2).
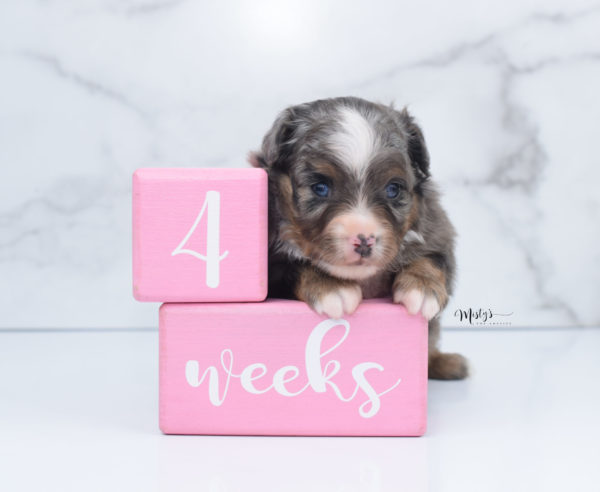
(352, 234, 375, 258)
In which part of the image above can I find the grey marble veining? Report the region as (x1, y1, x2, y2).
(1, 0, 599, 328)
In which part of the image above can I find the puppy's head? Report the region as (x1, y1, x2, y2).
(250, 97, 430, 280)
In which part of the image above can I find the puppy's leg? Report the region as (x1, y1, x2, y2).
(428, 318, 469, 380)
(392, 257, 448, 320)
(295, 266, 362, 319)
(393, 257, 469, 380)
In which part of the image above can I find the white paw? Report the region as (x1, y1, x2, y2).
(393, 288, 440, 320)
(313, 285, 362, 319)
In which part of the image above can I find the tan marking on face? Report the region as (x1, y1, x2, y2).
(276, 174, 315, 257)
(370, 162, 409, 186)
(310, 160, 343, 179)
(401, 196, 419, 237)
(277, 174, 294, 211)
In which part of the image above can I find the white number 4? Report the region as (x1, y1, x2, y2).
(171, 191, 229, 288)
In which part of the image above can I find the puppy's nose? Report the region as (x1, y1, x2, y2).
(352, 234, 376, 258)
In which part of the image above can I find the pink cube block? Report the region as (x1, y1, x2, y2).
(132, 168, 268, 302)
(159, 299, 428, 436)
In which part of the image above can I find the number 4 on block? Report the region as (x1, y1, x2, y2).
(132, 168, 268, 302)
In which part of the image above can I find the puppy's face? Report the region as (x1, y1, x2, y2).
(253, 98, 430, 281)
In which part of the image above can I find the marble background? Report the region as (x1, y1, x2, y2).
(1, 0, 599, 329)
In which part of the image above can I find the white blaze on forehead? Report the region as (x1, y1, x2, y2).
(329, 106, 378, 171)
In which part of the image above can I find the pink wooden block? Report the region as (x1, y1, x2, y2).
(159, 299, 428, 436)
(132, 168, 268, 302)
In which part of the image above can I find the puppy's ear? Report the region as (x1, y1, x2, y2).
(248, 107, 299, 172)
(396, 108, 431, 187)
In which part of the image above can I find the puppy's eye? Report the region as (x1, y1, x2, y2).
(385, 182, 401, 199)
(311, 182, 330, 198)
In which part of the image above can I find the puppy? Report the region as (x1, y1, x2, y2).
(249, 96, 468, 380)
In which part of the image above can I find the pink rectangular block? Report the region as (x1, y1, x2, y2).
(159, 299, 428, 436)
(132, 168, 268, 302)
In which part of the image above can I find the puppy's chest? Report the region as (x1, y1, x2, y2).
(358, 271, 394, 299)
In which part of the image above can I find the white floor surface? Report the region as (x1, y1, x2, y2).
(1, 328, 598, 491)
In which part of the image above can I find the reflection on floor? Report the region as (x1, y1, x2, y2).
(0, 327, 598, 491)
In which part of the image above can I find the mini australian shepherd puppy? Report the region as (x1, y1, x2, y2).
(249, 96, 468, 380)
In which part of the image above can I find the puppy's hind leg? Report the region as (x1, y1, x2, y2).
(428, 317, 469, 380)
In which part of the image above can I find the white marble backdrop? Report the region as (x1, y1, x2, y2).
(1, 0, 599, 329)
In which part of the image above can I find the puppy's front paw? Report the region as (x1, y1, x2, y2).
(295, 266, 363, 319)
(313, 285, 362, 319)
(392, 259, 448, 320)
(393, 288, 440, 320)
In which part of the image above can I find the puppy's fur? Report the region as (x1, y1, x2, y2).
(249, 96, 468, 380)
